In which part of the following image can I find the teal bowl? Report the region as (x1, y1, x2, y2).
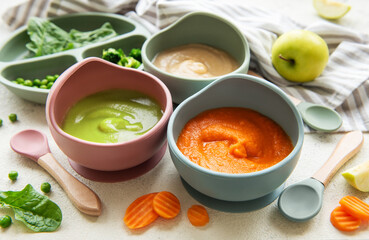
(142, 11, 250, 104)
(167, 74, 304, 202)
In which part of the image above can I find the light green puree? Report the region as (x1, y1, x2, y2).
(62, 89, 163, 143)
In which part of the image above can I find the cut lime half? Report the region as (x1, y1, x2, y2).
(313, 0, 351, 20)
(342, 160, 369, 192)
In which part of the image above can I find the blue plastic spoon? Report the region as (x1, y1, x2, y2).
(288, 95, 342, 132)
(278, 131, 364, 222)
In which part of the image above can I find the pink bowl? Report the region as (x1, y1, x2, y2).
(46, 57, 172, 171)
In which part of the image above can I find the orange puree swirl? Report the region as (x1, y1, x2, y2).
(176, 107, 293, 174)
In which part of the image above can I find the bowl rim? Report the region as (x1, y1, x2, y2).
(141, 11, 251, 82)
(167, 73, 304, 179)
(46, 57, 173, 147)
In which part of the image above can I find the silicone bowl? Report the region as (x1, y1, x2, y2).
(0, 12, 150, 104)
(142, 11, 250, 104)
(167, 74, 304, 202)
(46, 57, 172, 172)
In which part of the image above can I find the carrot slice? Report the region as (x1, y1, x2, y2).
(124, 193, 159, 229)
(153, 191, 181, 219)
(330, 206, 361, 232)
(339, 196, 369, 221)
(187, 205, 209, 227)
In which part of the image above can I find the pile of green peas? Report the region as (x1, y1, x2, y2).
(13, 74, 59, 89)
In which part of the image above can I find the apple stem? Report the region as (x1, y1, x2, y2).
(279, 54, 295, 64)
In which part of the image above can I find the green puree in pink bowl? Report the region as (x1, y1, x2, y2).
(62, 89, 163, 143)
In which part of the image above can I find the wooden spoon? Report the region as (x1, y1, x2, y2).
(10, 129, 102, 216)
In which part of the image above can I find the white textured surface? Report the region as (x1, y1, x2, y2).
(0, 0, 368, 239)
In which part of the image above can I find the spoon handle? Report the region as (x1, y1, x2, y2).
(38, 153, 102, 216)
(312, 131, 364, 186)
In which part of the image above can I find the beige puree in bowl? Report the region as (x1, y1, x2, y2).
(153, 43, 239, 78)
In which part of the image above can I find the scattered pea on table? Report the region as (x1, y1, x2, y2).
(8, 113, 17, 122)
(0, 215, 12, 228)
(41, 182, 51, 193)
(8, 170, 18, 181)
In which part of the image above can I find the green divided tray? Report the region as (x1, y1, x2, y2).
(0, 12, 150, 104)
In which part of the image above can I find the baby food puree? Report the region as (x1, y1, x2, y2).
(153, 43, 239, 79)
(62, 89, 163, 143)
(177, 107, 293, 174)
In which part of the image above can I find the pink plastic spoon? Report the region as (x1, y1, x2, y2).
(10, 129, 102, 216)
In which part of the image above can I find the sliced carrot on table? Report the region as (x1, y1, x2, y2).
(124, 193, 159, 229)
(330, 206, 361, 232)
(339, 196, 369, 221)
(153, 191, 181, 219)
(187, 205, 209, 227)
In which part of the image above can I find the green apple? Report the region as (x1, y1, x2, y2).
(313, 0, 351, 20)
(271, 30, 329, 83)
(342, 160, 369, 192)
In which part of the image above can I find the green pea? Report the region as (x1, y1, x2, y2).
(41, 182, 51, 193)
(0, 119, 2, 127)
(24, 80, 33, 87)
(11, 80, 18, 84)
(46, 75, 55, 82)
(8, 170, 18, 181)
(0, 215, 12, 228)
(40, 85, 47, 89)
(47, 82, 54, 89)
(33, 79, 41, 86)
(54, 74, 60, 79)
(16, 77, 24, 84)
(8, 113, 17, 123)
(41, 79, 48, 85)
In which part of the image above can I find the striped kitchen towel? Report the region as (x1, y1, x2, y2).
(2, 0, 369, 132)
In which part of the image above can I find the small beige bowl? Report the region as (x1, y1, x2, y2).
(142, 11, 250, 103)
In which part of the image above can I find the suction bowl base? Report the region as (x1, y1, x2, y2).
(68, 144, 167, 183)
(181, 178, 284, 213)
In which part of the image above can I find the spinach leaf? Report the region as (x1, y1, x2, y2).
(69, 22, 117, 48)
(26, 17, 117, 57)
(0, 184, 62, 232)
(26, 17, 72, 57)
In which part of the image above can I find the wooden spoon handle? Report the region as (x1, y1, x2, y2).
(312, 131, 364, 186)
(38, 153, 102, 216)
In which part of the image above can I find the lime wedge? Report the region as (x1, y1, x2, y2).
(342, 160, 369, 192)
(313, 0, 351, 20)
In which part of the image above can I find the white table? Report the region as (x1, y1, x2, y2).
(0, 0, 368, 239)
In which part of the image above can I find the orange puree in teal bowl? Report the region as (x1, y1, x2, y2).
(62, 89, 163, 143)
